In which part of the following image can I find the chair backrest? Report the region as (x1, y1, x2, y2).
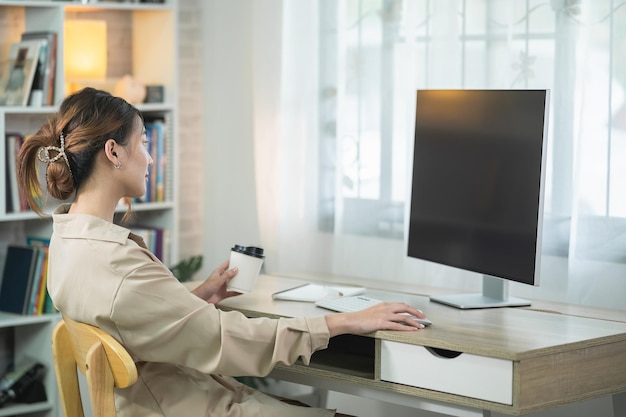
(51, 315, 138, 417)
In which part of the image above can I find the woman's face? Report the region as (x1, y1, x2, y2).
(122, 116, 153, 199)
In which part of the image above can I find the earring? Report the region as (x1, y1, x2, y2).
(114, 162, 122, 169)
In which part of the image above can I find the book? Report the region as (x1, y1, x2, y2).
(272, 283, 366, 302)
(26, 237, 51, 315)
(142, 127, 152, 202)
(4, 135, 15, 213)
(5, 133, 24, 213)
(0, 246, 40, 315)
(33, 247, 49, 315)
(144, 119, 167, 202)
(161, 228, 171, 267)
(25, 248, 45, 315)
(0, 39, 43, 106)
(25, 236, 51, 249)
(20, 31, 57, 106)
(131, 226, 167, 261)
(140, 121, 156, 202)
(156, 120, 166, 202)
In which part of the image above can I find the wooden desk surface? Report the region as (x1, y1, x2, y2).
(284, 271, 626, 323)
(216, 274, 626, 361)
(206, 274, 626, 415)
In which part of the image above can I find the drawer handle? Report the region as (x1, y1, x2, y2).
(425, 347, 463, 359)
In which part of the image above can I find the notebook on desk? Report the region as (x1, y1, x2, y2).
(272, 283, 365, 302)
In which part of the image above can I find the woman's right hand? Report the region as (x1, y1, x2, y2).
(191, 260, 240, 304)
(325, 301, 428, 337)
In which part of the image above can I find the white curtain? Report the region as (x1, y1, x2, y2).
(251, 0, 626, 310)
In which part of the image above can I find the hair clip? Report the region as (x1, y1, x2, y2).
(38, 133, 72, 174)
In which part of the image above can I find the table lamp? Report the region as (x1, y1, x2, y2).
(64, 19, 107, 94)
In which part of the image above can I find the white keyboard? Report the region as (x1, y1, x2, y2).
(315, 295, 382, 312)
(316, 295, 433, 326)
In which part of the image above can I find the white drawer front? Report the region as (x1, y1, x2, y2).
(380, 341, 513, 404)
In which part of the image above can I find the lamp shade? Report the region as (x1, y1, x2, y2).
(64, 20, 107, 80)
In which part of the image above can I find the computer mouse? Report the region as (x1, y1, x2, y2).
(401, 313, 433, 327)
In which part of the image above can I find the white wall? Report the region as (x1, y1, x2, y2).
(201, 0, 262, 274)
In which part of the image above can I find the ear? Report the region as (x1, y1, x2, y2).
(104, 139, 119, 165)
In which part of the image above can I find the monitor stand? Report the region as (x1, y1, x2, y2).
(429, 275, 531, 309)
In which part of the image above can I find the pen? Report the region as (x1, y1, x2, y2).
(323, 286, 344, 297)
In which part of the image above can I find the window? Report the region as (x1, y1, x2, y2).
(317, 0, 626, 261)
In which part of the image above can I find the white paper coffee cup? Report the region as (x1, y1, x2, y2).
(227, 245, 264, 293)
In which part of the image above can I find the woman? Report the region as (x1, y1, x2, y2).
(17, 88, 428, 417)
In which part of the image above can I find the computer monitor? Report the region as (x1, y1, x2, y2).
(407, 89, 550, 309)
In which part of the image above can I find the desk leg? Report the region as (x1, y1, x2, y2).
(482, 411, 491, 417)
(313, 387, 329, 408)
(613, 392, 626, 417)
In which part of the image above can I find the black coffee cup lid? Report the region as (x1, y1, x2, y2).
(232, 245, 265, 259)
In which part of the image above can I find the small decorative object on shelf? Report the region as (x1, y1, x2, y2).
(0, 40, 42, 106)
(114, 74, 147, 104)
(145, 85, 164, 103)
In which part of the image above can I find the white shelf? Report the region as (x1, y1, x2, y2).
(0, 312, 58, 326)
(0, 1, 173, 10)
(0, 400, 54, 417)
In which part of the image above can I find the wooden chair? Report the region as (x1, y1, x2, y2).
(51, 316, 138, 417)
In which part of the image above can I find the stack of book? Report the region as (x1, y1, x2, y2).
(131, 226, 170, 266)
(143, 119, 168, 203)
(0, 238, 54, 316)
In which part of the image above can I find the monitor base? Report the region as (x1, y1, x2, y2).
(430, 293, 531, 309)
(429, 275, 531, 309)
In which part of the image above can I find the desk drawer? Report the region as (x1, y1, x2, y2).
(380, 341, 513, 404)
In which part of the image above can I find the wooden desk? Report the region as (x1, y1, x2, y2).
(213, 275, 626, 416)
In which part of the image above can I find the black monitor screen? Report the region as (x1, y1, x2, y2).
(407, 89, 548, 286)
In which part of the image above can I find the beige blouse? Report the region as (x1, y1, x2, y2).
(47, 204, 335, 417)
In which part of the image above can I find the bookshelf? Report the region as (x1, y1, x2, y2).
(0, 312, 58, 417)
(0, 1, 178, 416)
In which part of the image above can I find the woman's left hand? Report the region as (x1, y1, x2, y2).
(191, 259, 240, 304)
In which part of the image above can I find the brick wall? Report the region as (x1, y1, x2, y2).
(0, 7, 25, 70)
(177, 0, 204, 262)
